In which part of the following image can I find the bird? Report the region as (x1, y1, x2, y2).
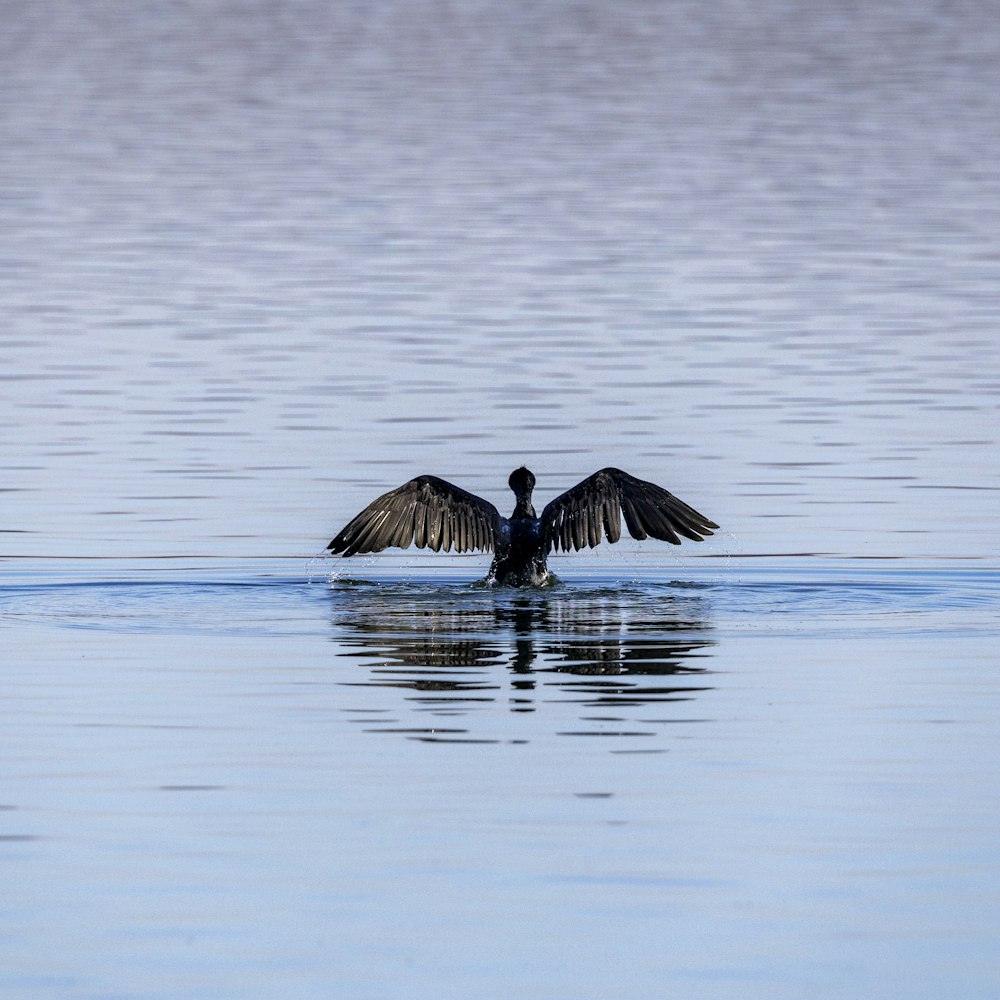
(327, 466, 718, 587)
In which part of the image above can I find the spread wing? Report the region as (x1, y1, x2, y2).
(328, 475, 503, 557)
(541, 468, 718, 553)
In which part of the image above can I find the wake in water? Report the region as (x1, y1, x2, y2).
(0, 565, 997, 640)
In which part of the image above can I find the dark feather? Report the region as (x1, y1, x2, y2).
(604, 497, 622, 543)
(328, 475, 502, 557)
(541, 468, 718, 553)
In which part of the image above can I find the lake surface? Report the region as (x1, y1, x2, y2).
(2, 2, 999, 997)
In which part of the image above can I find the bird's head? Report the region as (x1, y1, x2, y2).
(508, 466, 536, 499)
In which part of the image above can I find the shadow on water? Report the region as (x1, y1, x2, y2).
(328, 579, 716, 745)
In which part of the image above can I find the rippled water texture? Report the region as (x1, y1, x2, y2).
(2, 1, 1000, 998)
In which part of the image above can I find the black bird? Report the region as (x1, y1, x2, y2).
(328, 467, 718, 586)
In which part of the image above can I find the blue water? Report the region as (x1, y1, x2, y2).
(3, 1, 1000, 997)
(3, 564, 999, 998)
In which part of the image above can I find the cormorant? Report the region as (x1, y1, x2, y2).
(328, 467, 718, 586)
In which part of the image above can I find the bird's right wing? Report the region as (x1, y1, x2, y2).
(541, 467, 718, 552)
(328, 476, 503, 557)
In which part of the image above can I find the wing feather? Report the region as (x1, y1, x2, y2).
(413, 498, 427, 549)
(440, 507, 452, 553)
(604, 497, 621, 543)
(425, 497, 440, 552)
(541, 468, 717, 553)
(328, 476, 502, 557)
(395, 502, 417, 549)
(588, 501, 600, 547)
(620, 491, 648, 540)
(345, 508, 393, 556)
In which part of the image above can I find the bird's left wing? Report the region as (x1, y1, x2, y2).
(540, 467, 718, 552)
(328, 475, 503, 557)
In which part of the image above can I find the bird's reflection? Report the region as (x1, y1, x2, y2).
(328, 580, 716, 745)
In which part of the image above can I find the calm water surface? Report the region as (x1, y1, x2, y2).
(3, 2, 1000, 998)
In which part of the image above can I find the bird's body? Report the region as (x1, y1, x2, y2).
(328, 466, 718, 586)
(490, 511, 548, 586)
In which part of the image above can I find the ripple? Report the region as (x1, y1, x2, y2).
(703, 566, 1000, 635)
(1, 566, 997, 639)
(0, 579, 326, 638)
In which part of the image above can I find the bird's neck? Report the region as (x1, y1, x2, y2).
(512, 496, 536, 519)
